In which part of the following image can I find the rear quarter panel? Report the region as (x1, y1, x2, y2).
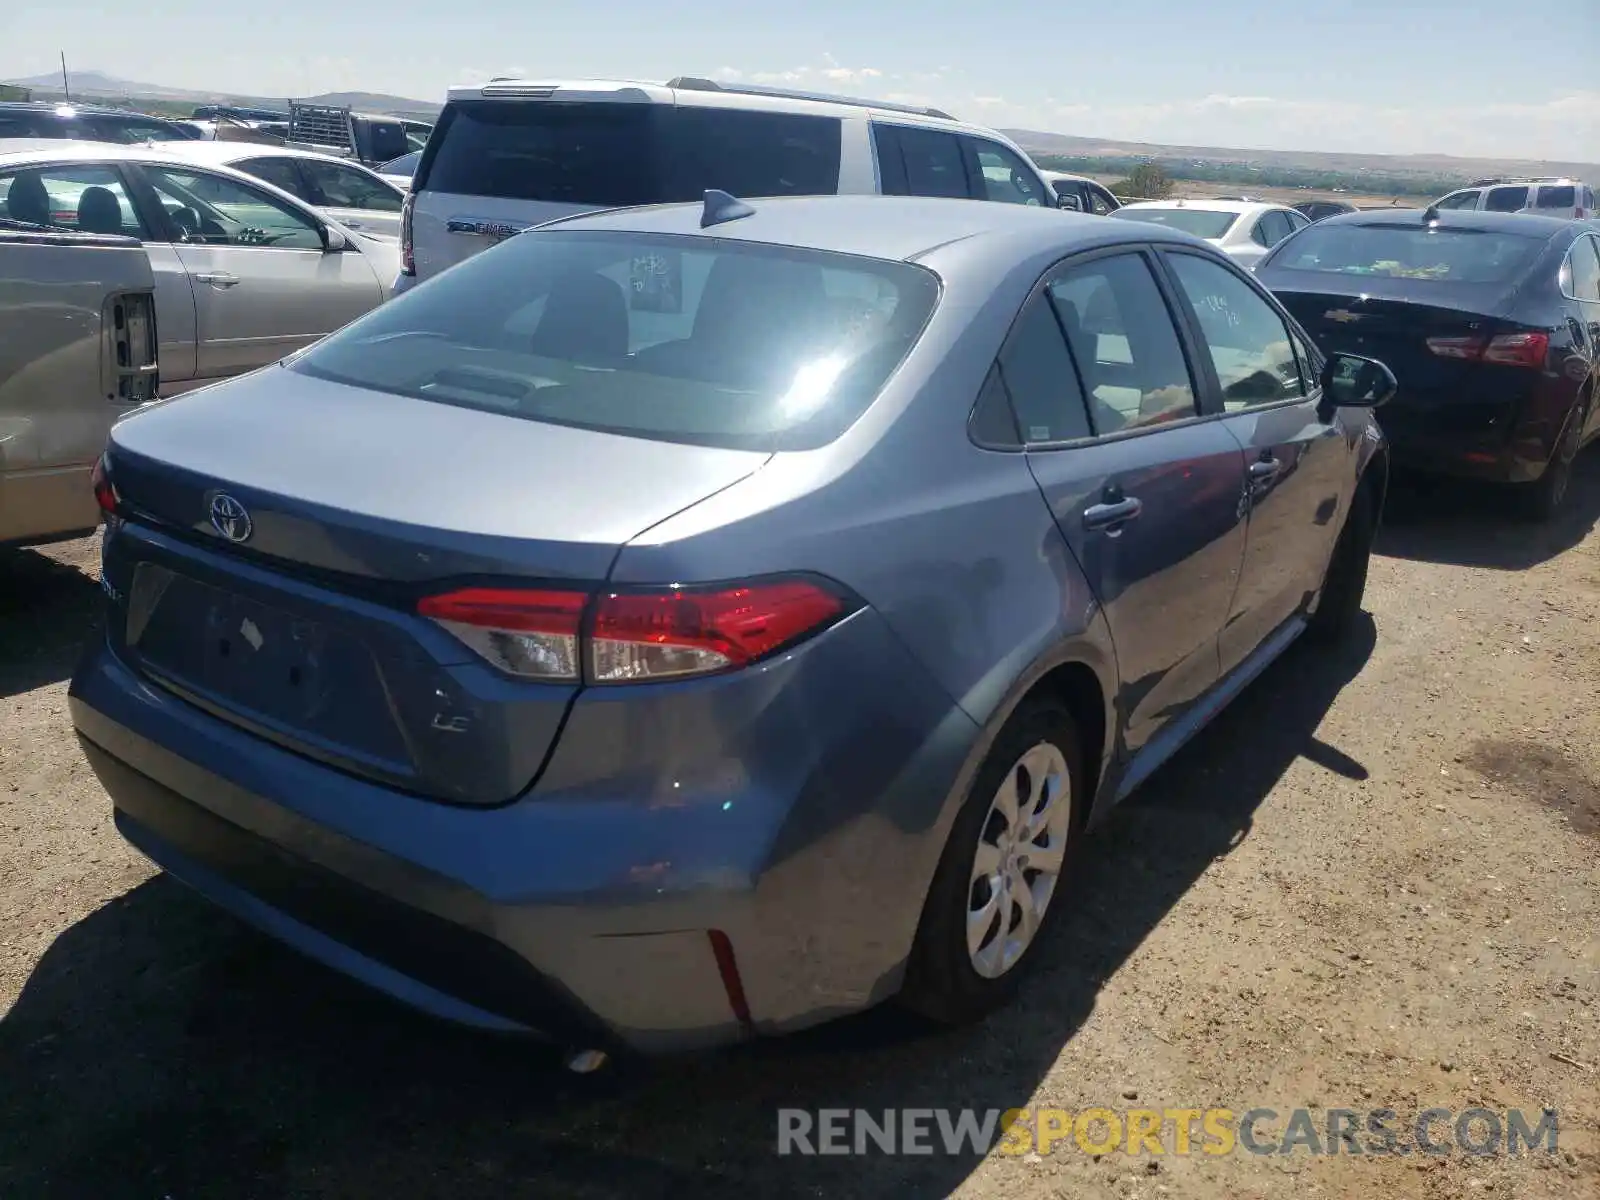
(607, 232, 1122, 980)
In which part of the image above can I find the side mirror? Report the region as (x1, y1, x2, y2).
(1056, 191, 1083, 212)
(321, 225, 350, 253)
(1320, 351, 1396, 409)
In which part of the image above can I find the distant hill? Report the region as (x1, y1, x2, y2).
(2, 70, 442, 118)
(1000, 129, 1598, 186)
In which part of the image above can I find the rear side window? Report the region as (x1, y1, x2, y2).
(1272, 224, 1545, 284)
(1534, 185, 1576, 210)
(997, 296, 1091, 442)
(237, 157, 310, 202)
(884, 125, 969, 199)
(1564, 236, 1600, 302)
(1433, 191, 1480, 211)
(291, 230, 939, 452)
(422, 101, 841, 206)
(1484, 186, 1529, 212)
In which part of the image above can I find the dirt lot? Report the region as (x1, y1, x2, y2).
(2, 464, 1597, 1200)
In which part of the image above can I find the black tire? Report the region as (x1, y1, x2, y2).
(1307, 479, 1376, 644)
(1518, 402, 1586, 523)
(899, 697, 1085, 1026)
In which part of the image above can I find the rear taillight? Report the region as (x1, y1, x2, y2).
(417, 578, 851, 683)
(1426, 331, 1549, 370)
(417, 587, 584, 679)
(90, 453, 119, 516)
(1480, 331, 1548, 368)
(399, 191, 415, 276)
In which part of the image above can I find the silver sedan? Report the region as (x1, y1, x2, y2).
(0, 140, 398, 396)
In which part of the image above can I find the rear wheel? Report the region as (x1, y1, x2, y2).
(900, 698, 1083, 1025)
(1519, 402, 1587, 522)
(1307, 479, 1376, 643)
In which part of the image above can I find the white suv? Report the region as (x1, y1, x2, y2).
(395, 77, 1067, 291)
(1431, 178, 1593, 220)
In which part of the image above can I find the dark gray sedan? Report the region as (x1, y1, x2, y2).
(72, 192, 1393, 1058)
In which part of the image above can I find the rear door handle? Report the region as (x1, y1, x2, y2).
(193, 271, 240, 289)
(1083, 495, 1143, 532)
(1249, 457, 1282, 480)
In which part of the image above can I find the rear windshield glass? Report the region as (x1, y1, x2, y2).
(421, 100, 843, 206)
(290, 229, 939, 451)
(1112, 207, 1237, 239)
(1534, 185, 1576, 209)
(1269, 224, 1545, 283)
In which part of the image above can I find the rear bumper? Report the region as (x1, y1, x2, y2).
(1377, 381, 1576, 484)
(0, 463, 100, 546)
(70, 609, 979, 1053)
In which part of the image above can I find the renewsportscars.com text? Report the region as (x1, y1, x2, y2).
(776, 1107, 1561, 1158)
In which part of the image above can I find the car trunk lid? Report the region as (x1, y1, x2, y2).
(1272, 274, 1534, 446)
(102, 366, 769, 804)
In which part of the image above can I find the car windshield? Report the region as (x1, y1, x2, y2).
(1269, 224, 1546, 283)
(1112, 207, 1238, 239)
(290, 229, 941, 451)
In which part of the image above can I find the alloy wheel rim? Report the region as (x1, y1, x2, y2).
(967, 741, 1072, 979)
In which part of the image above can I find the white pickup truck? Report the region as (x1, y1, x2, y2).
(0, 219, 158, 546)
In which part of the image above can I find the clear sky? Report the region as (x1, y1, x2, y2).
(3, 0, 1596, 161)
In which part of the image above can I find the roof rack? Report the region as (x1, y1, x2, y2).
(666, 76, 956, 121)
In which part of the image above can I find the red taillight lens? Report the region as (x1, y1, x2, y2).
(1426, 331, 1548, 370)
(90, 453, 119, 516)
(591, 580, 847, 683)
(417, 578, 849, 683)
(1481, 331, 1548, 368)
(399, 192, 415, 276)
(417, 587, 585, 679)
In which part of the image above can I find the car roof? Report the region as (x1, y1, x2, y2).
(442, 77, 1017, 141)
(1118, 199, 1293, 216)
(139, 139, 375, 171)
(0, 138, 261, 168)
(541, 193, 1204, 263)
(1313, 208, 1577, 236)
(0, 100, 181, 121)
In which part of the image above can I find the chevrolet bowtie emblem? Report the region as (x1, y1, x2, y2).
(1324, 309, 1365, 323)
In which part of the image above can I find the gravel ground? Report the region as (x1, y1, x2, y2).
(1, 462, 1597, 1200)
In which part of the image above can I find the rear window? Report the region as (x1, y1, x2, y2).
(1269, 224, 1545, 283)
(1534, 185, 1576, 209)
(85, 116, 192, 143)
(1112, 207, 1238, 239)
(291, 229, 938, 451)
(421, 101, 843, 206)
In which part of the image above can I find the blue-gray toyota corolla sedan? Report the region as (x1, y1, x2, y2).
(72, 193, 1394, 1055)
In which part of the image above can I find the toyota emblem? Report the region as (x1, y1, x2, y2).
(209, 492, 253, 543)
